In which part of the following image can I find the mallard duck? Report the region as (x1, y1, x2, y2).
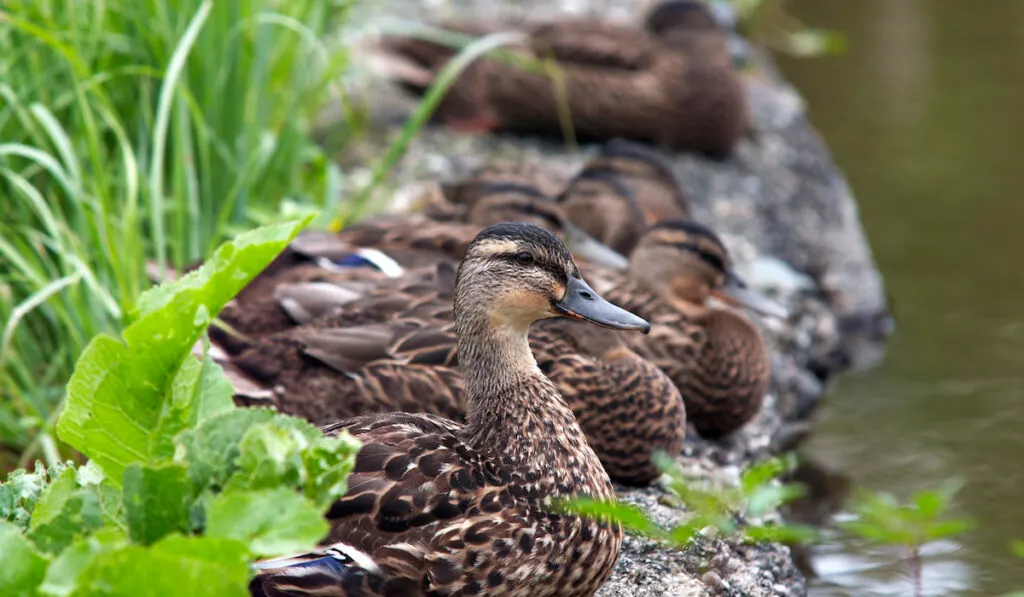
(248, 221, 648, 597)
(588, 219, 787, 437)
(371, 0, 748, 157)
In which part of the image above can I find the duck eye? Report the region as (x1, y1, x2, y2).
(515, 251, 535, 266)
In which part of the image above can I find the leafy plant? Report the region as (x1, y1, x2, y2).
(0, 0, 352, 468)
(0, 218, 361, 596)
(840, 479, 974, 597)
(558, 452, 817, 548)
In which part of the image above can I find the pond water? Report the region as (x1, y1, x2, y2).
(777, 1, 1024, 595)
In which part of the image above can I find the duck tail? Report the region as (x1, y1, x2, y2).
(366, 20, 500, 94)
(249, 543, 399, 597)
(366, 34, 454, 94)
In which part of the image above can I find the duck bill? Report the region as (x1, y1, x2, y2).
(562, 222, 629, 270)
(554, 276, 650, 333)
(713, 270, 789, 320)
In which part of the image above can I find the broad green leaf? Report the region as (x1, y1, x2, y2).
(227, 423, 311, 493)
(58, 217, 313, 484)
(68, 534, 249, 597)
(839, 519, 915, 546)
(122, 463, 192, 545)
(150, 352, 235, 461)
(76, 471, 123, 531)
(300, 431, 361, 509)
(39, 530, 127, 597)
(27, 468, 104, 555)
(911, 489, 947, 520)
(176, 409, 300, 494)
(0, 520, 48, 596)
(29, 468, 82, 532)
(910, 478, 963, 520)
(669, 520, 704, 546)
(205, 488, 327, 557)
(224, 422, 360, 508)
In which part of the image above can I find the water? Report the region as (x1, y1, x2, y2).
(776, 1, 1024, 594)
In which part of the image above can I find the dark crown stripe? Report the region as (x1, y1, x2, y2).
(669, 241, 726, 273)
(649, 219, 725, 247)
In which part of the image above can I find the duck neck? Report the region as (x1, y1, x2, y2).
(456, 313, 613, 499)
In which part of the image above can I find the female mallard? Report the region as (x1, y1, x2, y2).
(248, 221, 648, 597)
(589, 219, 788, 437)
(372, 0, 748, 157)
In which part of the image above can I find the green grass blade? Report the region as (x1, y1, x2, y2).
(149, 0, 213, 276)
(345, 30, 530, 219)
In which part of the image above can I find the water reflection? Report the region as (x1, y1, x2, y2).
(778, 0, 1024, 594)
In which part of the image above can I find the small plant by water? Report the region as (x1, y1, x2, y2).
(839, 480, 975, 597)
(559, 452, 818, 547)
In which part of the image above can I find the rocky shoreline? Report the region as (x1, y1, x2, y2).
(328, 2, 891, 595)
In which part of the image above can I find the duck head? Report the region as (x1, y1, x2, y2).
(465, 183, 630, 269)
(630, 219, 789, 320)
(646, 0, 722, 36)
(455, 222, 650, 334)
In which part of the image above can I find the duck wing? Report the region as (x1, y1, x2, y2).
(528, 20, 662, 70)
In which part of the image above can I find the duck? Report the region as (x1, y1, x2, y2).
(370, 0, 748, 157)
(588, 219, 787, 437)
(248, 221, 648, 597)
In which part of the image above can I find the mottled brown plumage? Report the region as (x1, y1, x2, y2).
(439, 162, 569, 212)
(372, 0, 748, 157)
(223, 298, 684, 487)
(249, 221, 649, 597)
(586, 219, 786, 437)
(213, 181, 625, 346)
(221, 214, 774, 449)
